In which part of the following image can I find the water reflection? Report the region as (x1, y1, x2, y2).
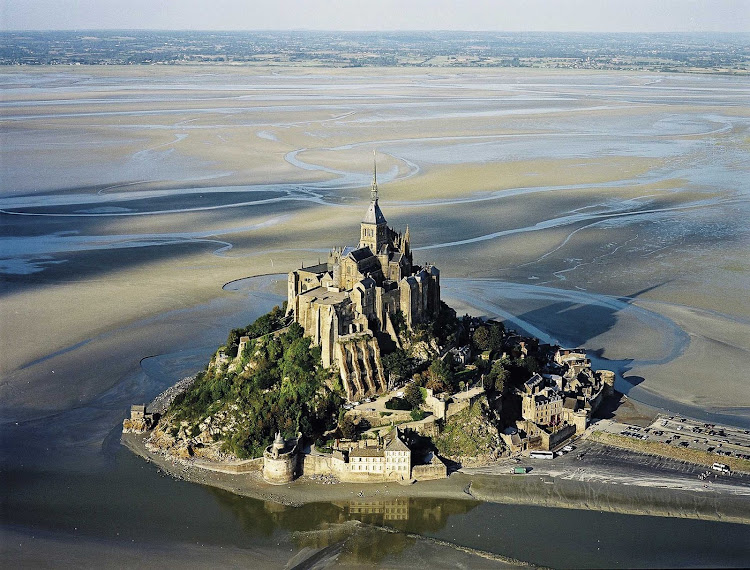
(208, 488, 478, 536)
(206, 489, 481, 563)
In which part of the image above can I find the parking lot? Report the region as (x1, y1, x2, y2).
(596, 415, 750, 461)
(464, 438, 750, 495)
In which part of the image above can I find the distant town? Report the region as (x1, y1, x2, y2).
(2, 30, 748, 73)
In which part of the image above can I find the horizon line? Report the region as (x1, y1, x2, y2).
(3, 28, 749, 35)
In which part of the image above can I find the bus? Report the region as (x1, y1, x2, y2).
(529, 451, 555, 460)
(712, 462, 731, 474)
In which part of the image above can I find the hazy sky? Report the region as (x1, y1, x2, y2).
(2, 0, 749, 32)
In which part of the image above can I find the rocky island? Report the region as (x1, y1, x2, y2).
(123, 157, 647, 494)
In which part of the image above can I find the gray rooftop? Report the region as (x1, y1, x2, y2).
(362, 200, 387, 225)
(348, 247, 374, 263)
(299, 287, 348, 305)
(350, 447, 385, 457)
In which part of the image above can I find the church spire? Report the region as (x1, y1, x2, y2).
(371, 150, 378, 203)
(360, 151, 387, 252)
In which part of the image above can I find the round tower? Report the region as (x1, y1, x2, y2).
(263, 432, 299, 484)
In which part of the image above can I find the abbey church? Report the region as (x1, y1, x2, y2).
(288, 155, 440, 401)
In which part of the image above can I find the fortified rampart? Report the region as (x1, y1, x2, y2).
(412, 454, 449, 480)
(265, 429, 442, 484)
(336, 333, 388, 401)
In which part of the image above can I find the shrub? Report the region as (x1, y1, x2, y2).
(340, 416, 358, 440)
(385, 397, 412, 411)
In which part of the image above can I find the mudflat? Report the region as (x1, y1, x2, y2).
(2, 66, 748, 424)
(2, 64, 750, 569)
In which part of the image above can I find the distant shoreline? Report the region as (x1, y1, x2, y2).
(122, 432, 750, 525)
(3, 31, 748, 76)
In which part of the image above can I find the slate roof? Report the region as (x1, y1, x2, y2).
(385, 433, 410, 452)
(362, 200, 387, 225)
(347, 247, 374, 263)
(563, 397, 579, 410)
(349, 447, 385, 457)
(299, 262, 329, 274)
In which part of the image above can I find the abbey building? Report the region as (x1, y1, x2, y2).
(287, 155, 440, 401)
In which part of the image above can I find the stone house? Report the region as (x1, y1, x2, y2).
(265, 428, 424, 483)
(516, 352, 616, 449)
(122, 404, 154, 433)
(521, 374, 564, 426)
(348, 432, 411, 479)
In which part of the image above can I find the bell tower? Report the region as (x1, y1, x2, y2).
(359, 151, 388, 253)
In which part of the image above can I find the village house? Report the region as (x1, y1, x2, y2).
(513, 349, 615, 451)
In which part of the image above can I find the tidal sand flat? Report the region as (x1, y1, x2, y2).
(1, 66, 750, 566)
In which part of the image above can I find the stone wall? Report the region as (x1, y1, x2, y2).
(412, 461, 447, 481)
(122, 417, 151, 434)
(335, 334, 387, 401)
(345, 408, 412, 428)
(303, 452, 346, 477)
(571, 410, 588, 434)
(540, 423, 577, 451)
(401, 416, 440, 438)
(446, 399, 470, 419)
(303, 452, 405, 483)
(194, 457, 262, 474)
(425, 393, 447, 420)
(263, 453, 297, 484)
(263, 437, 300, 484)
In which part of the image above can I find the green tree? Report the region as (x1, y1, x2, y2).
(390, 310, 407, 334)
(488, 322, 505, 350)
(385, 397, 411, 411)
(404, 383, 424, 409)
(226, 328, 244, 357)
(426, 375, 449, 393)
(487, 360, 510, 393)
(427, 358, 453, 393)
(472, 326, 491, 351)
(382, 349, 413, 381)
(521, 356, 540, 374)
(340, 416, 358, 440)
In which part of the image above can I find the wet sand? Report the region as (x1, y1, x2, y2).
(2, 66, 750, 566)
(2, 68, 748, 423)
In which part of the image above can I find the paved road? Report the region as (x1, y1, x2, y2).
(462, 439, 750, 496)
